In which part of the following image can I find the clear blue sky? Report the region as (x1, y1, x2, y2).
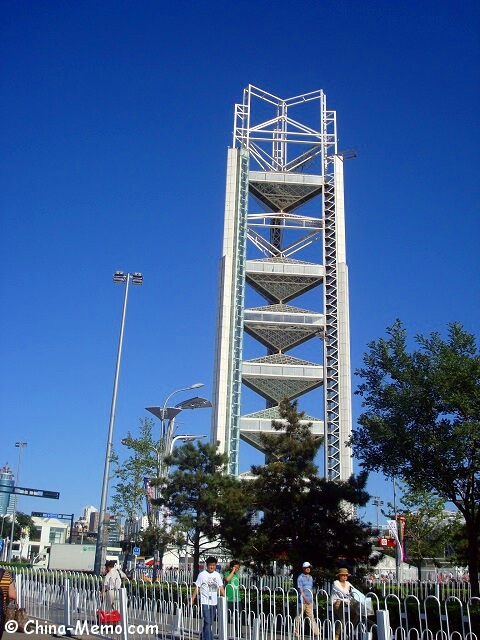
(1, 0, 479, 528)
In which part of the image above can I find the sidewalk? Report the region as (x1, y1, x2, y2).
(3, 615, 178, 639)
(3, 619, 108, 640)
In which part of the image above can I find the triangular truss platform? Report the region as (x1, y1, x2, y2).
(211, 85, 353, 481)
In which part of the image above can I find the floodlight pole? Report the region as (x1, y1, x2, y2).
(94, 271, 142, 577)
(8, 442, 27, 561)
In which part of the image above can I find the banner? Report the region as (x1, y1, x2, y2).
(387, 519, 405, 561)
(143, 477, 154, 513)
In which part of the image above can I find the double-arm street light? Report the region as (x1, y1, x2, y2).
(146, 386, 211, 580)
(8, 442, 27, 561)
(94, 271, 143, 577)
(146, 383, 212, 479)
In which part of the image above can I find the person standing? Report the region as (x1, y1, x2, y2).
(223, 560, 242, 628)
(294, 562, 320, 638)
(102, 560, 127, 611)
(191, 556, 225, 640)
(331, 568, 360, 640)
(0, 568, 16, 640)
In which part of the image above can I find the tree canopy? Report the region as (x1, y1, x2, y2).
(383, 487, 461, 572)
(233, 399, 374, 577)
(350, 321, 480, 595)
(0, 512, 36, 547)
(110, 417, 181, 565)
(153, 440, 244, 577)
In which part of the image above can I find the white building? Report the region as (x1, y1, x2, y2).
(11, 516, 68, 560)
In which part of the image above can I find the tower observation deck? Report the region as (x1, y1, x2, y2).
(211, 85, 353, 481)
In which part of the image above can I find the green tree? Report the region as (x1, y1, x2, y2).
(110, 418, 160, 524)
(110, 418, 173, 565)
(137, 522, 185, 557)
(243, 399, 374, 576)
(153, 441, 242, 577)
(383, 487, 461, 572)
(0, 512, 36, 545)
(449, 520, 480, 570)
(350, 321, 480, 596)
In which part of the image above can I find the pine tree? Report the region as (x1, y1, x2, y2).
(244, 398, 373, 576)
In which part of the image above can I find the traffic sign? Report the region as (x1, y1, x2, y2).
(133, 547, 140, 556)
(31, 512, 73, 519)
(15, 487, 60, 499)
(0, 486, 60, 499)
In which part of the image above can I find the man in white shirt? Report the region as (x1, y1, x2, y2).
(191, 556, 225, 640)
(103, 560, 127, 611)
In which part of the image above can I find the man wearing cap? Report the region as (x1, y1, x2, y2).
(294, 562, 320, 638)
(331, 568, 360, 640)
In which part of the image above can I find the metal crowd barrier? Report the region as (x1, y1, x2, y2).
(7, 567, 480, 640)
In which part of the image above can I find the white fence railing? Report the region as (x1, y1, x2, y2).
(8, 568, 479, 640)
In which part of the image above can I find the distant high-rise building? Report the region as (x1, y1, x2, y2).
(82, 505, 97, 522)
(0, 464, 14, 516)
(89, 511, 100, 534)
(106, 514, 120, 545)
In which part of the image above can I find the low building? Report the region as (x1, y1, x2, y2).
(12, 516, 68, 560)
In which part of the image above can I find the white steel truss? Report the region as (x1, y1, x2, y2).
(211, 85, 352, 480)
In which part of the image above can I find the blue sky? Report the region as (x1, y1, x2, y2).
(1, 0, 479, 529)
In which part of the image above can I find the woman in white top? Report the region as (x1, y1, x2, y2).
(331, 568, 360, 639)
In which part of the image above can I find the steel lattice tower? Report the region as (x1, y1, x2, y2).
(211, 85, 353, 481)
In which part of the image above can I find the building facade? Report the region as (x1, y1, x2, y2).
(0, 464, 14, 515)
(211, 86, 353, 481)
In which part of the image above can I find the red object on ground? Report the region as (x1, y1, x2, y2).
(97, 609, 121, 623)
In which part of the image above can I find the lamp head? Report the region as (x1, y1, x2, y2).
(131, 272, 143, 285)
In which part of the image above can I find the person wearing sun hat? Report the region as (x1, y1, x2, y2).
(331, 568, 360, 640)
(294, 562, 320, 638)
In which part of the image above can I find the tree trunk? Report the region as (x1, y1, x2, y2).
(466, 518, 479, 598)
(193, 529, 201, 580)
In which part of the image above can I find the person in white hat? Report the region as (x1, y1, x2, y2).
(331, 568, 360, 640)
(294, 562, 320, 638)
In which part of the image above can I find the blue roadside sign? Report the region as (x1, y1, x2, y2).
(133, 547, 140, 556)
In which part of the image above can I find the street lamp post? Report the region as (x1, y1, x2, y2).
(146, 388, 211, 580)
(372, 496, 384, 529)
(146, 384, 210, 478)
(8, 442, 27, 561)
(169, 434, 206, 455)
(152, 432, 206, 582)
(160, 383, 204, 439)
(392, 475, 401, 584)
(94, 271, 143, 577)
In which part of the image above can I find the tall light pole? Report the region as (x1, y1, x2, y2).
(94, 271, 143, 576)
(8, 442, 27, 561)
(372, 496, 384, 529)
